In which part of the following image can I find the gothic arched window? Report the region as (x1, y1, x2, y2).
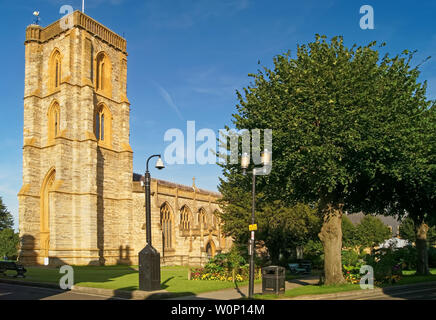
(212, 210, 220, 229)
(198, 208, 207, 229)
(47, 101, 60, 145)
(95, 52, 112, 96)
(49, 49, 62, 92)
(180, 206, 191, 231)
(161, 203, 173, 249)
(95, 103, 112, 146)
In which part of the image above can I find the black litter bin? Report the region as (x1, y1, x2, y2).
(262, 266, 286, 295)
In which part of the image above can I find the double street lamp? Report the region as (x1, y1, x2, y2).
(241, 149, 272, 298)
(139, 154, 165, 291)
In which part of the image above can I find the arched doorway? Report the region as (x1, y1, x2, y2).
(40, 168, 55, 261)
(205, 240, 216, 260)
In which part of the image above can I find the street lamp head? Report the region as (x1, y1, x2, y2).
(261, 149, 272, 167)
(241, 153, 250, 169)
(155, 157, 165, 170)
(241, 152, 249, 175)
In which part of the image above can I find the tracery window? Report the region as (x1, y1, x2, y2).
(180, 206, 191, 231)
(198, 208, 207, 229)
(161, 203, 173, 249)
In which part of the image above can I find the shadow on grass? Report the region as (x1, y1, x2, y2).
(160, 276, 175, 290)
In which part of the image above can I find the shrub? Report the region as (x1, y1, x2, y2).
(192, 247, 258, 282)
(364, 248, 402, 285)
(203, 246, 246, 275)
(190, 266, 261, 282)
(343, 264, 363, 284)
(303, 240, 324, 269)
(393, 245, 417, 270)
(342, 249, 360, 266)
(428, 247, 436, 268)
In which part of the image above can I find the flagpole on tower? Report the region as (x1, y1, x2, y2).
(82, 0, 85, 13)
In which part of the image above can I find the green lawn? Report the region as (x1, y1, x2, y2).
(386, 268, 436, 286)
(255, 283, 362, 300)
(254, 268, 436, 300)
(3, 264, 435, 299)
(1, 265, 259, 295)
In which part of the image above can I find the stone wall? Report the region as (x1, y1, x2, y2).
(130, 179, 232, 266)
(18, 12, 232, 267)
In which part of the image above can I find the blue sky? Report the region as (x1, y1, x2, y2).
(0, 0, 435, 229)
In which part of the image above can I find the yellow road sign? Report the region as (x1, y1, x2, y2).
(249, 224, 258, 231)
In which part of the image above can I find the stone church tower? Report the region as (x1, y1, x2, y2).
(19, 11, 133, 265)
(18, 11, 231, 267)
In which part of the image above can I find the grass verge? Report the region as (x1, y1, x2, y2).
(0, 265, 260, 295)
(254, 268, 436, 300)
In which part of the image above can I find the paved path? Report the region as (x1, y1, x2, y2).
(168, 275, 320, 300)
(326, 282, 436, 300)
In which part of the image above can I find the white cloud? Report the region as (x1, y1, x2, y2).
(152, 81, 185, 121)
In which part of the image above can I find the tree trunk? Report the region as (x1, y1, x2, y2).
(415, 222, 430, 275)
(318, 203, 346, 285)
(268, 244, 280, 265)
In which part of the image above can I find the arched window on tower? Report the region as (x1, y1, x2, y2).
(95, 52, 112, 96)
(160, 203, 173, 250)
(47, 101, 60, 145)
(49, 49, 62, 92)
(95, 103, 112, 147)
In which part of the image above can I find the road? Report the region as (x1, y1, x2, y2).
(0, 283, 121, 300)
(326, 282, 436, 300)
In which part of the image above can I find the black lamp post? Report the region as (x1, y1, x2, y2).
(241, 149, 271, 298)
(139, 154, 165, 291)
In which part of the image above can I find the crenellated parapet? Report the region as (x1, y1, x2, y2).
(25, 10, 127, 53)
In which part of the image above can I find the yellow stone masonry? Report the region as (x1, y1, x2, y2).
(18, 11, 231, 267)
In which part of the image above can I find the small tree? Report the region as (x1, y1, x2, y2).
(342, 216, 358, 249)
(0, 197, 13, 231)
(258, 201, 321, 265)
(0, 229, 19, 260)
(355, 216, 392, 249)
(218, 194, 321, 266)
(400, 217, 436, 246)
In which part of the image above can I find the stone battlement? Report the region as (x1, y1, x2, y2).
(132, 179, 221, 205)
(25, 10, 127, 53)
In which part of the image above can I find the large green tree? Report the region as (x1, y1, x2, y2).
(352, 72, 435, 275)
(219, 35, 433, 284)
(0, 196, 13, 231)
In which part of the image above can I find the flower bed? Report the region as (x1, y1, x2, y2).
(191, 266, 261, 282)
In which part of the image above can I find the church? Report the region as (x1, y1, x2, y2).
(18, 11, 232, 267)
